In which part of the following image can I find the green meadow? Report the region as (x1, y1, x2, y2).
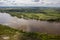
(0, 7, 60, 22)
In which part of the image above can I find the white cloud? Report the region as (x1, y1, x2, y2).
(0, 0, 60, 7)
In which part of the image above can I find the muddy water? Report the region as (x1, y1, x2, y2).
(0, 13, 60, 34)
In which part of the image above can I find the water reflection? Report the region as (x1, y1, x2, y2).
(0, 13, 60, 34)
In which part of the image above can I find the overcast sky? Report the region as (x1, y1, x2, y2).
(0, 0, 60, 7)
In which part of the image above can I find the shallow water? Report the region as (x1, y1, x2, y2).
(0, 12, 60, 34)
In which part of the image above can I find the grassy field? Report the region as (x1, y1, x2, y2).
(8, 12, 60, 22)
(0, 7, 60, 22)
(0, 24, 60, 40)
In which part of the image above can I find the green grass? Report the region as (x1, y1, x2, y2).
(8, 12, 60, 22)
(0, 8, 60, 22)
(0, 24, 60, 40)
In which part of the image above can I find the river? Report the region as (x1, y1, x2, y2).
(0, 12, 60, 34)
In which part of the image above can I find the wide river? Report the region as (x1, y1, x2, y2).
(0, 13, 60, 34)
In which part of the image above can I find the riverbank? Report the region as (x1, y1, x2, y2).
(0, 7, 60, 22)
(8, 12, 60, 22)
(0, 24, 60, 40)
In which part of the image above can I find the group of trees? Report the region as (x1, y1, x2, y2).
(0, 7, 60, 13)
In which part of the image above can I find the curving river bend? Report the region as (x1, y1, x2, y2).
(0, 12, 60, 34)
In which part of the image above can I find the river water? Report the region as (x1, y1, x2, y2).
(0, 12, 60, 34)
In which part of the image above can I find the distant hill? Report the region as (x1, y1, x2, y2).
(0, 6, 60, 9)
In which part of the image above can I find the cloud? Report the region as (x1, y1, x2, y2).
(0, 0, 60, 7)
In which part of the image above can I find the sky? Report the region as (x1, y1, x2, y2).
(0, 0, 60, 7)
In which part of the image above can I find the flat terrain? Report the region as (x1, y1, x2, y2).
(0, 7, 60, 40)
(9, 12, 60, 22)
(0, 7, 60, 22)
